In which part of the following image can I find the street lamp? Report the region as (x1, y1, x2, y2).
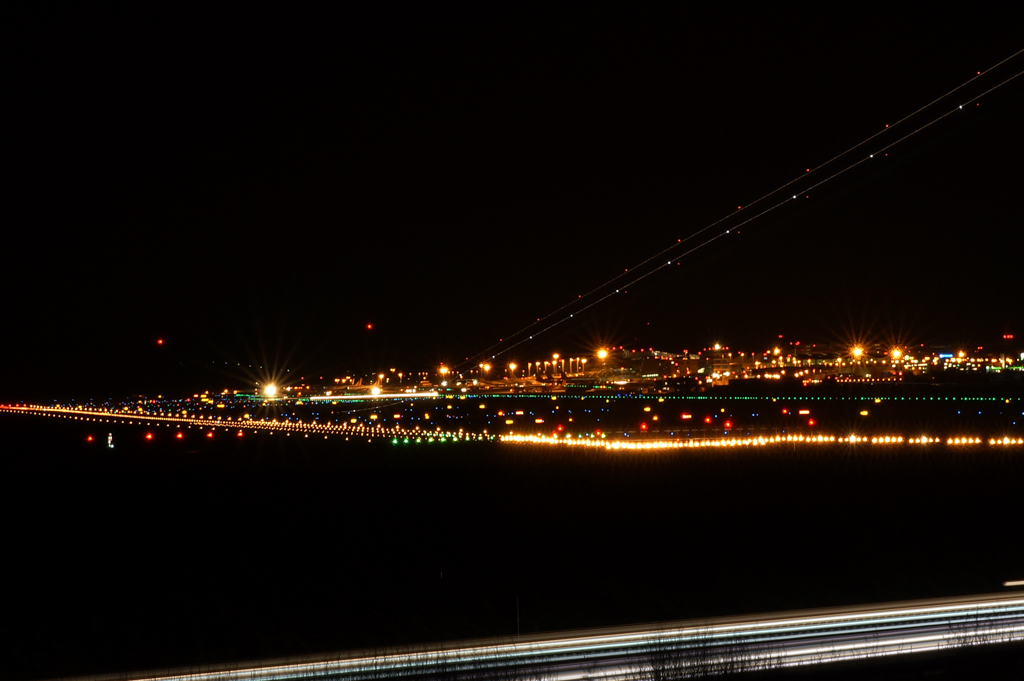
(508, 362, 517, 379)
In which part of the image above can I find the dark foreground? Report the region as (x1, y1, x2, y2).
(3, 413, 1022, 680)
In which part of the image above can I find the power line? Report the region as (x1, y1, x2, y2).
(465, 50, 1024, 367)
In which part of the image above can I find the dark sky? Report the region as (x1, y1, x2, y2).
(7, 6, 1023, 400)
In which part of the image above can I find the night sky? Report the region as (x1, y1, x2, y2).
(7, 7, 1023, 401)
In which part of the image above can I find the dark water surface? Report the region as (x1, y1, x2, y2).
(3, 413, 1022, 680)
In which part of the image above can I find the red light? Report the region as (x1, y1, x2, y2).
(808, 419, 816, 427)
(366, 323, 373, 330)
(145, 433, 153, 440)
(156, 339, 164, 345)
(704, 416, 713, 424)
(86, 435, 93, 442)
(724, 421, 733, 429)
(237, 430, 244, 437)
(206, 432, 214, 438)
(640, 422, 648, 431)
(556, 424, 563, 432)
(782, 409, 788, 415)
(175, 432, 183, 439)
(681, 413, 692, 420)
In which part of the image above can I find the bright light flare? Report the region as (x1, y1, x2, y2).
(264, 384, 278, 397)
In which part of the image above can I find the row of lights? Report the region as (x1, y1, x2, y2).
(4, 406, 479, 444)
(7, 407, 1022, 450)
(502, 432, 1023, 451)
